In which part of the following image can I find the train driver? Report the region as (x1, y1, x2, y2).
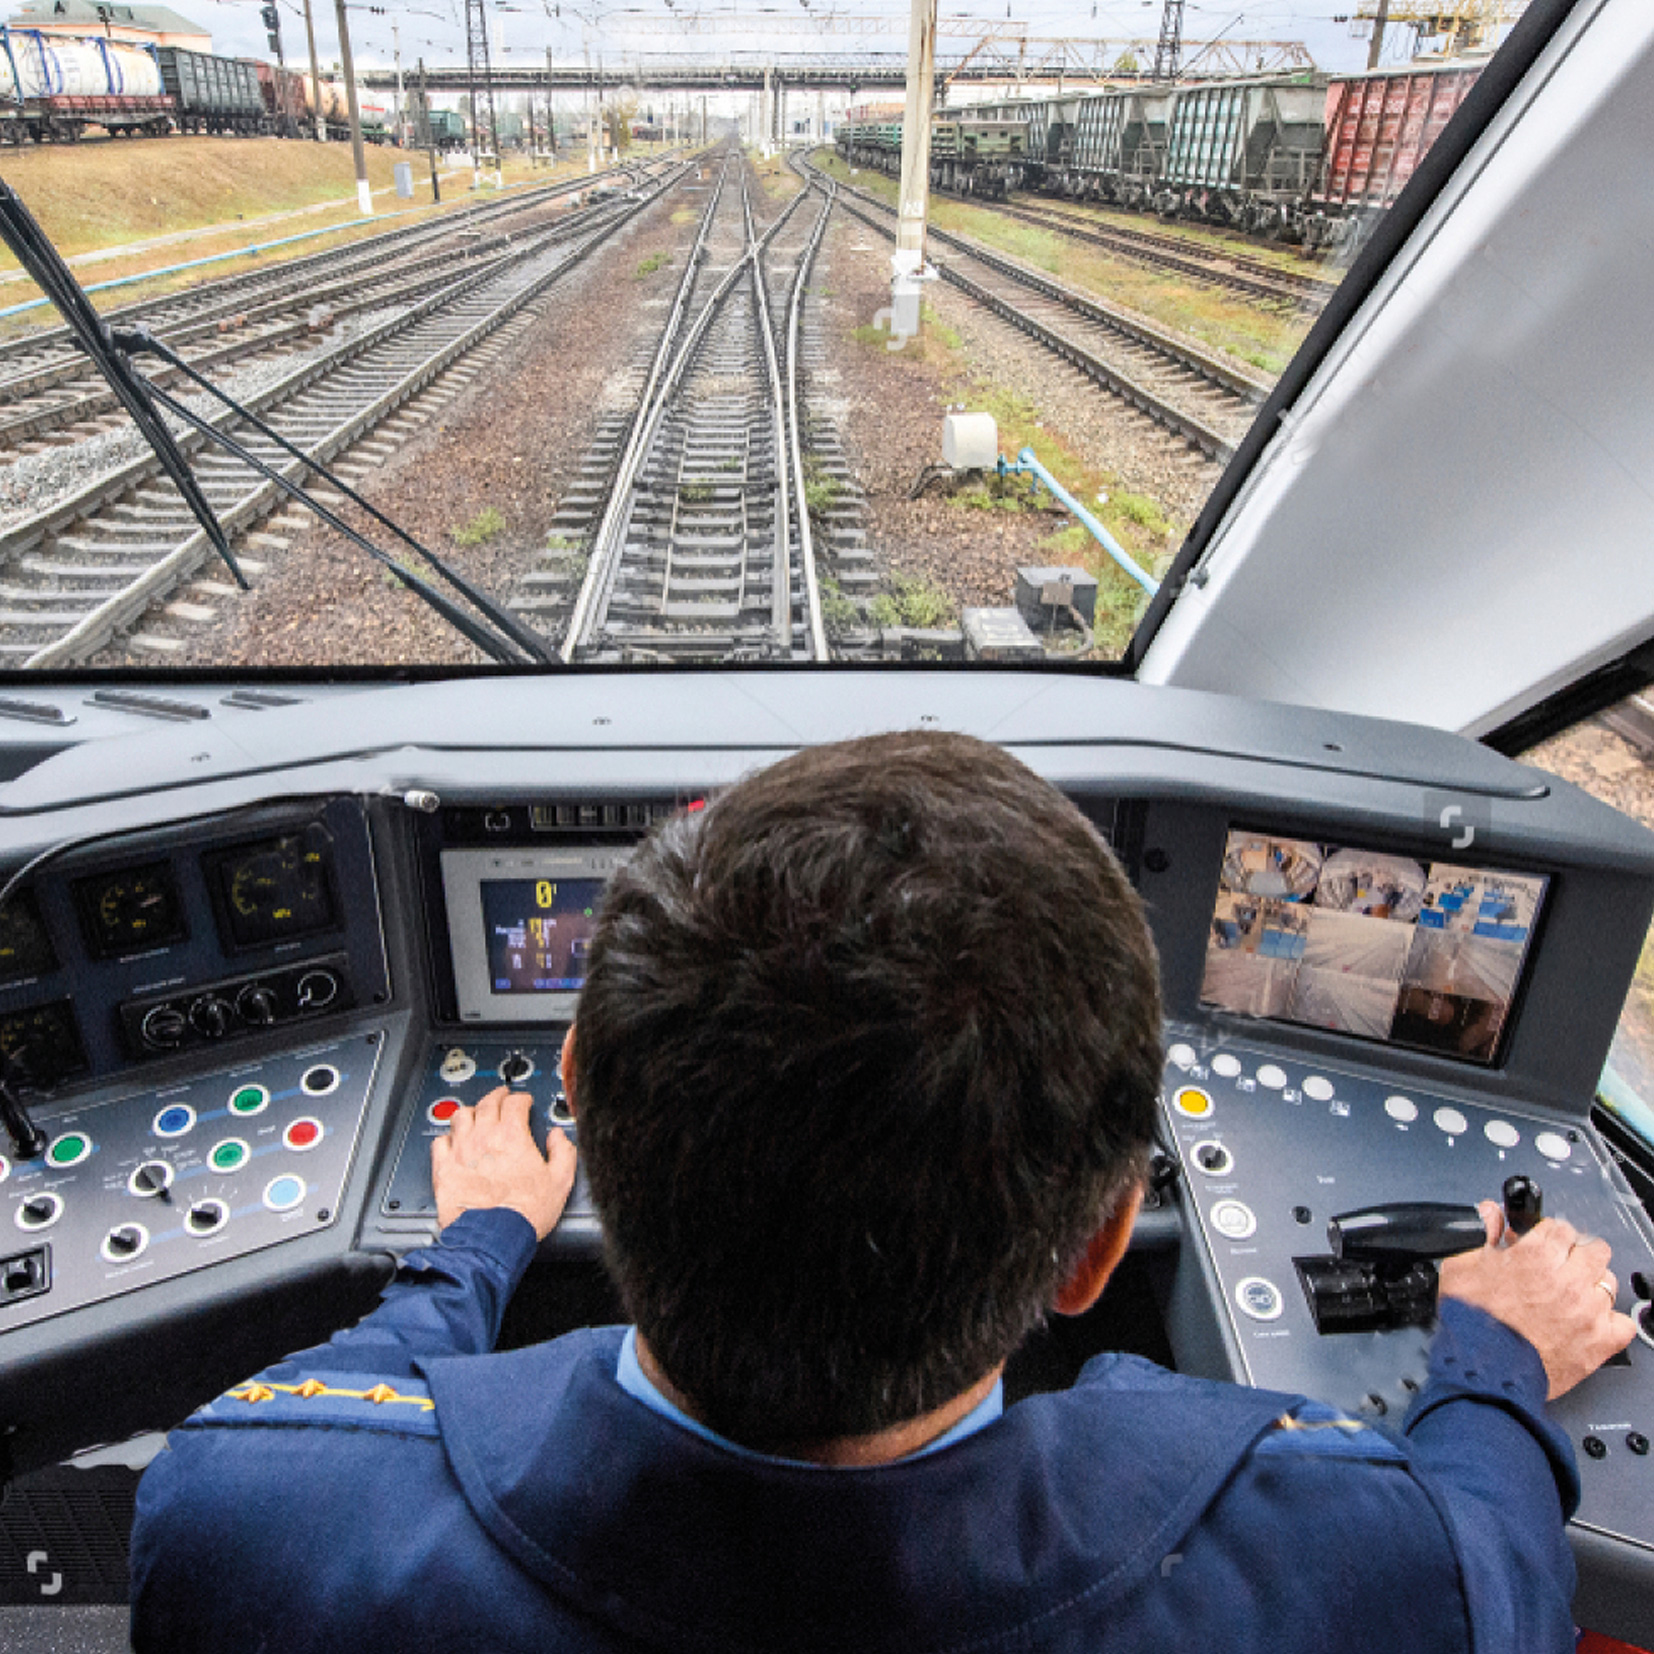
(130, 731, 1636, 1652)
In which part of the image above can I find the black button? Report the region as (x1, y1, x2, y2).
(4, 1256, 39, 1292)
(1584, 1436, 1608, 1460)
(1292, 1205, 1312, 1225)
(1628, 1433, 1649, 1457)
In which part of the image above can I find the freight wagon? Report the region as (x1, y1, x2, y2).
(837, 61, 1488, 250)
(155, 45, 263, 136)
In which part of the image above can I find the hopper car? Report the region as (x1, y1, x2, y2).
(836, 62, 1485, 248)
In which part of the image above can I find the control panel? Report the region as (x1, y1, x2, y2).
(0, 1033, 384, 1331)
(1161, 1027, 1654, 1550)
(382, 1038, 595, 1240)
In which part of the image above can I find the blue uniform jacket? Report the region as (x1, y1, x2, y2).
(130, 1209, 1582, 1654)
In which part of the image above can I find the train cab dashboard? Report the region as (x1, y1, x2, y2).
(0, 668, 1651, 1640)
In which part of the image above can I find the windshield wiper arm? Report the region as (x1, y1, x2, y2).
(113, 327, 556, 666)
(0, 177, 247, 590)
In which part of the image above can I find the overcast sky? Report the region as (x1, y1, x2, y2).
(186, 0, 1518, 79)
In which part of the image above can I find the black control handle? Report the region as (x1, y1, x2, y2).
(1329, 1203, 1487, 1265)
(1329, 1176, 1545, 1267)
(1502, 1174, 1543, 1236)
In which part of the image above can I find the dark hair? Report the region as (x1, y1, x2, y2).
(573, 731, 1163, 1450)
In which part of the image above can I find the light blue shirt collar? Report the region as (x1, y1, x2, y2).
(616, 1326, 1003, 1468)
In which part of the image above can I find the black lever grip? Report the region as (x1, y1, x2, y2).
(1328, 1203, 1487, 1265)
(1502, 1174, 1543, 1236)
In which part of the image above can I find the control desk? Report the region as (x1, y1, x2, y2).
(0, 672, 1646, 1638)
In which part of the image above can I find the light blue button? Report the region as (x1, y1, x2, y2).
(263, 1174, 305, 1213)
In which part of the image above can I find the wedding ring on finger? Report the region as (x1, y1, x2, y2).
(1597, 1275, 1618, 1303)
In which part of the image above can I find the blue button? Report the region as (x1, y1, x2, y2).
(154, 1104, 195, 1137)
(263, 1174, 306, 1213)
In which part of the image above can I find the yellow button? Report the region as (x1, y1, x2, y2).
(1174, 1087, 1213, 1119)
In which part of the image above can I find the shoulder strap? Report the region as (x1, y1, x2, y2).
(185, 1370, 441, 1438)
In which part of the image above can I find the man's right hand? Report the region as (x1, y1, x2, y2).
(1438, 1203, 1638, 1399)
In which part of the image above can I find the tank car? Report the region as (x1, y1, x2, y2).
(0, 27, 170, 141)
(154, 46, 263, 136)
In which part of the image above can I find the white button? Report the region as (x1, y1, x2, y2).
(1211, 1054, 1242, 1079)
(1534, 1131, 1571, 1162)
(1235, 1277, 1284, 1321)
(1256, 1064, 1287, 1090)
(1433, 1107, 1468, 1136)
(1210, 1199, 1258, 1240)
(1303, 1076, 1335, 1102)
(1385, 1095, 1418, 1123)
(1167, 1043, 1196, 1070)
(1483, 1120, 1520, 1149)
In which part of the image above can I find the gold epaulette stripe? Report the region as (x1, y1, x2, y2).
(1273, 1412, 1366, 1433)
(226, 1378, 435, 1412)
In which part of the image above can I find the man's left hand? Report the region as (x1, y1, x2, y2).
(431, 1086, 577, 1240)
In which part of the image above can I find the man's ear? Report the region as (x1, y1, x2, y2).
(559, 1025, 578, 1118)
(1053, 1183, 1144, 1317)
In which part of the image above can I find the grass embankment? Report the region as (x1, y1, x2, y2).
(852, 299, 1177, 656)
(0, 139, 599, 333)
(818, 152, 1310, 379)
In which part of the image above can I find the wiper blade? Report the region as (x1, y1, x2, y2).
(119, 335, 547, 667)
(115, 327, 555, 666)
(0, 177, 247, 590)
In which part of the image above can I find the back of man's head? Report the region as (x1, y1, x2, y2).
(574, 731, 1163, 1450)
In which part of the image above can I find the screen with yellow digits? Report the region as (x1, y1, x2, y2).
(480, 877, 604, 994)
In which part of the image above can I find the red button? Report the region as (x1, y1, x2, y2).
(429, 1098, 461, 1124)
(284, 1117, 323, 1151)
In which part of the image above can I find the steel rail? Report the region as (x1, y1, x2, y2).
(742, 173, 794, 652)
(779, 181, 835, 663)
(814, 163, 1269, 407)
(558, 158, 732, 662)
(11, 172, 683, 667)
(0, 195, 637, 453)
(0, 161, 654, 398)
(822, 186, 1236, 464)
(563, 160, 814, 662)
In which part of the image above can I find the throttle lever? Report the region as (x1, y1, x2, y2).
(1330, 1175, 1544, 1268)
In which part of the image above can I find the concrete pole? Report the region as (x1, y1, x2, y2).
(585, 40, 596, 172)
(392, 20, 404, 146)
(301, 0, 324, 141)
(332, 0, 372, 213)
(894, 0, 938, 280)
(1366, 0, 1391, 69)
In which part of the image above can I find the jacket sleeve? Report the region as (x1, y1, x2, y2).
(1400, 1296, 1581, 1654)
(267, 1206, 541, 1379)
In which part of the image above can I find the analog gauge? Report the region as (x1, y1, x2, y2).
(0, 1000, 88, 1090)
(0, 889, 56, 985)
(208, 828, 337, 950)
(73, 863, 187, 959)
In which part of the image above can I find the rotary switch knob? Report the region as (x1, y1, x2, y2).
(236, 984, 279, 1028)
(141, 1005, 187, 1051)
(105, 1224, 144, 1259)
(190, 997, 234, 1039)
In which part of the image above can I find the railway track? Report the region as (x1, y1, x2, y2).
(557, 151, 830, 663)
(0, 164, 684, 668)
(0, 162, 651, 440)
(987, 198, 1334, 311)
(804, 157, 1258, 464)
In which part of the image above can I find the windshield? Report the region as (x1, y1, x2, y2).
(0, 2, 1532, 670)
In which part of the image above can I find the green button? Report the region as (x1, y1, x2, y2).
(211, 1140, 248, 1172)
(48, 1133, 88, 1166)
(229, 1086, 268, 1115)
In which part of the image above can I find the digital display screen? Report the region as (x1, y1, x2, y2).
(481, 877, 603, 994)
(0, 889, 56, 985)
(73, 861, 187, 959)
(1201, 830, 1548, 1063)
(206, 828, 337, 950)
